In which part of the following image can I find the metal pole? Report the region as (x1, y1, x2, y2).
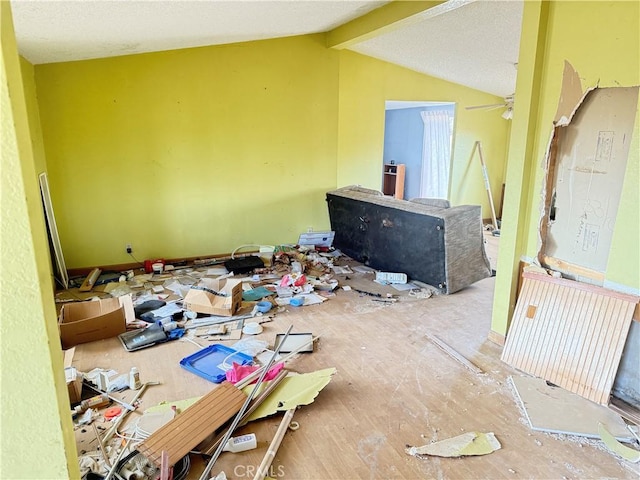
(198, 325, 294, 480)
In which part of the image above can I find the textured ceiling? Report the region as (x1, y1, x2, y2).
(11, 0, 389, 64)
(349, 0, 523, 97)
(10, 0, 523, 97)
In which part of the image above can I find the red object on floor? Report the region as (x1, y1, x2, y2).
(144, 259, 165, 273)
(104, 406, 122, 420)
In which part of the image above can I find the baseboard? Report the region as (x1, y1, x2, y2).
(66, 250, 257, 278)
(487, 330, 506, 346)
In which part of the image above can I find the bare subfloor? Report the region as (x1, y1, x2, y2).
(73, 276, 638, 479)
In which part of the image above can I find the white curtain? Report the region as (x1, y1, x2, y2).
(420, 110, 453, 199)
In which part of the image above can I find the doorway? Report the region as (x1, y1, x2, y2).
(383, 101, 455, 200)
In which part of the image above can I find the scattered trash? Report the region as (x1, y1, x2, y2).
(128, 367, 142, 390)
(288, 421, 300, 431)
(223, 433, 257, 453)
(73, 394, 110, 416)
(274, 332, 314, 353)
(242, 322, 263, 335)
(104, 406, 122, 420)
(405, 432, 501, 458)
(225, 362, 284, 384)
(180, 344, 254, 383)
(62, 243, 441, 478)
(256, 301, 273, 313)
(75, 408, 96, 426)
(375, 271, 407, 284)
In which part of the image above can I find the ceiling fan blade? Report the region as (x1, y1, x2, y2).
(465, 103, 507, 111)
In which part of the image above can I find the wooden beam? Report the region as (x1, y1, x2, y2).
(425, 333, 484, 375)
(326, 0, 460, 50)
(138, 382, 246, 467)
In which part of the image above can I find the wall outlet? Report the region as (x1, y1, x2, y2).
(126, 244, 132, 254)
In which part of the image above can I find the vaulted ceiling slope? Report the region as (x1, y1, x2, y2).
(10, 0, 522, 97)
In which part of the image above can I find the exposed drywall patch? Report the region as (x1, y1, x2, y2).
(538, 62, 639, 277)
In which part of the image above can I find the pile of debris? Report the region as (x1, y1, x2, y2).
(59, 243, 438, 478)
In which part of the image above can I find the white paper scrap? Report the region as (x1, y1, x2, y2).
(206, 267, 229, 276)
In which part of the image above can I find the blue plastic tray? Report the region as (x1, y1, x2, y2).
(179, 344, 253, 383)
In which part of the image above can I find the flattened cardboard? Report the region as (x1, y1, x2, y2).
(59, 298, 126, 349)
(64, 348, 82, 404)
(183, 277, 242, 317)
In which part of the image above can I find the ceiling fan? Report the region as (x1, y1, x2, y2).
(465, 94, 514, 120)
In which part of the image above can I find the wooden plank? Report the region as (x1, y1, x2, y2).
(201, 369, 289, 456)
(138, 382, 246, 466)
(501, 274, 635, 404)
(253, 409, 296, 480)
(522, 271, 639, 303)
(609, 397, 640, 426)
(425, 334, 484, 375)
(541, 255, 605, 283)
(79, 268, 101, 292)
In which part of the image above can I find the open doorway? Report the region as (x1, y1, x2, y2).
(383, 101, 455, 200)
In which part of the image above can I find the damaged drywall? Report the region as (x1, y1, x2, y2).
(535, 62, 640, 408)
(538, 62, 639, 275)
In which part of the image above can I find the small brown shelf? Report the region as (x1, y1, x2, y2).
(382, 163, 405, 199)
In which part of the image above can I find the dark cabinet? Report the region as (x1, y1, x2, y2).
(382, 163, 405, 199)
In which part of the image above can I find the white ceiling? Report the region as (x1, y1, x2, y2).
(351, 0, 522, 96)
(11, 0, 389, 64)
(10, 0, 523, 97)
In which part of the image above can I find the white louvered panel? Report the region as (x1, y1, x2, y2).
(502, 272, 637, 405)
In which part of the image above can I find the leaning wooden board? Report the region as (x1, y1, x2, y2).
(501, 272, 638, 405)
(138, 381, 246, 466)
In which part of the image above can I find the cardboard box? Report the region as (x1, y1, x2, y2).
(59, 298, 126, 349)
(183, 278, 242, 317)
(65, 367, 83, 404)
(63, 348, 82, 404)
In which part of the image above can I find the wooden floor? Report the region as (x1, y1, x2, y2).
(72, 275, 638, 480)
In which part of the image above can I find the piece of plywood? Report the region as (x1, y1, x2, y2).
(425, 334, 484, 375)
(502, 272, 637, 405)
(510, 375, 633, 442)
(138, 381, 246, 466)
(609, 397, 640, 426)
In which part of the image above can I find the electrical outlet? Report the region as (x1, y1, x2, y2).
(126, 243, 132, 254)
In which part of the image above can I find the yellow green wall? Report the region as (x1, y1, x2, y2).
(492, 0, 640, 336)
(0, 2, 79, 478)
(336, 50, 509, 212)
(523, 0, 640, 288)
(35, 35, 340, 269)
(34, 36, 508, 270)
